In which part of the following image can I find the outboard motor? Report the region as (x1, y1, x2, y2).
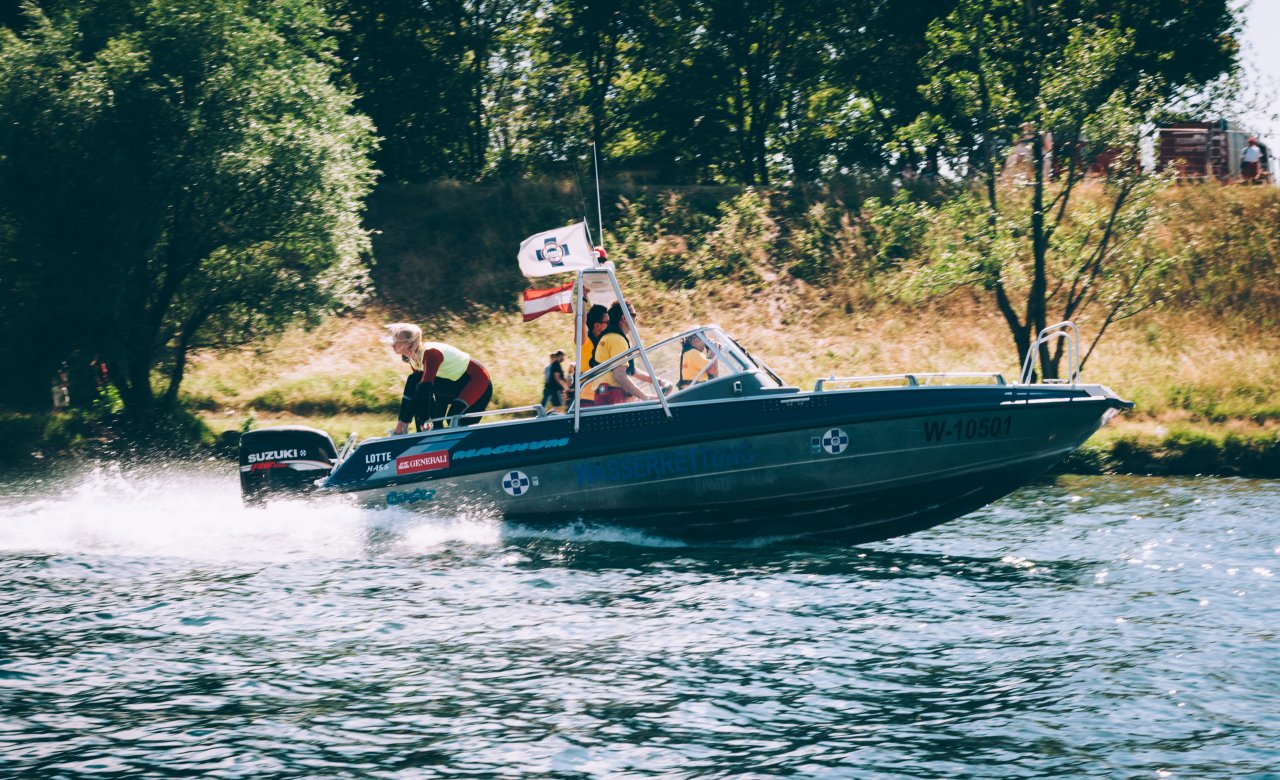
(239, 425, 338, 505)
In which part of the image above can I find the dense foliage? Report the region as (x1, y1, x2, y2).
(326, 0, 1237, 186)
(0, 0, 1246, 422)
(325, 0, 1239, 376)
(0, 0, 376, 418)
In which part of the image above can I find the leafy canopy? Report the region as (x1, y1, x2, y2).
(0, 0, 377, 415)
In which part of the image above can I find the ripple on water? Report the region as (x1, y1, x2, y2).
(0, 466, 1277, 778)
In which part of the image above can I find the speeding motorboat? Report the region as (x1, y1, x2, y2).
(239, 253, 1130, 544)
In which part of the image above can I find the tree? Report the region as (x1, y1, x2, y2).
(826, 0, 958, 176)
(610, 0, 847, 185)
(327, 0, 470, 182)
(328, 0, 528, 181)
(911, 0, 1237, 377)
(0, 0, 377, 420)
(510, 0, 667, 176)
(312, 0, 961, 184)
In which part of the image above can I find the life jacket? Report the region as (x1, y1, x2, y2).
(422, 342, 471, 382)
(584, 330, 631, 399)
(588, 327, 619, 368)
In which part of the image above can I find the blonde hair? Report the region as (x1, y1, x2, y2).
(384, 323, 424, 370)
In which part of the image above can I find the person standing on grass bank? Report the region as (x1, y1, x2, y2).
(51, 366, 70, 412)
(384, 323, 493, 434)
(1241, 138, 1263, 183)
(542, 350, 568, 409)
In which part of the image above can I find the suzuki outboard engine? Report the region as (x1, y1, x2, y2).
(239, 425, 338, 505)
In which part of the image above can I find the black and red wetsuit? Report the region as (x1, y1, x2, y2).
(398, 343, 493, 430)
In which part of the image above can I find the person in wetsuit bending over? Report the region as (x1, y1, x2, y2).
(385, 323, 493, 433)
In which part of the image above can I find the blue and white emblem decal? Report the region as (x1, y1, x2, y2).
(502, 470, 533, 496)
(535, 237, 570, 266)
(813, 428, 849, 455)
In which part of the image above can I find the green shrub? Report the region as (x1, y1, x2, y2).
(1220, 431, 1280, 478)
(610, 192, 718, 289)
(1163, 382, 1280, 423)
(862, 190, 934, 272)
(1165, 384, 1225, 422)
(1057, 440, 1111, 474)
(783, 199, 870, 284)
(690, 190, 774, 286)
(1160, 428, 1221, 475)
(1106, 433, 1158, 474)
(0, 413, 51, 462)
(183, 392, 219, 411)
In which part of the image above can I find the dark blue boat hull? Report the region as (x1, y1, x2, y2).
(313, 382, 1127, 544)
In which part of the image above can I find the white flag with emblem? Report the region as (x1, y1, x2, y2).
(517, 221, 596, 278)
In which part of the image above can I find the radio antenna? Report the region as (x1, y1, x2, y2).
(571, 153, 597, 250)
(592, 142, 604, 253)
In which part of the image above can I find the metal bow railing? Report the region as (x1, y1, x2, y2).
(1019, 321, 1080, 385)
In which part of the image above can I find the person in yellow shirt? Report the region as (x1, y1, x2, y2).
(578, 305, 608, 373)
(572, 305, 609, 407)
(587, 302, 668, 405)
(678, 332, 719, 389)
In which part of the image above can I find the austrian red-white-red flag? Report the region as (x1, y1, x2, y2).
(521, 281, 575, 322)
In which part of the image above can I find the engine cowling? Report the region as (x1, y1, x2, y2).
(238, 425, 338, 504)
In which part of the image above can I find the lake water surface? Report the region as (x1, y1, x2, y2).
(1, 464, 1277, 778)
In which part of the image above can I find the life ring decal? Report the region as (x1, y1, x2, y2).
(819, 428, 849, 455)
(502, 470, 532, 496)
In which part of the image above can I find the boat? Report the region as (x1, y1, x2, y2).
(238, 234, 1131, 545)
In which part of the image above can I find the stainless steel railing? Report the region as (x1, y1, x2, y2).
(1019, 321, 1080, 385)
(814, 372, 1006, 391)
(335, 431, 360, 465)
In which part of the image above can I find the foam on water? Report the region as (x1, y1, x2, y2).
(0, 462, 536, 561)
(0, 462, 701, 562)
(0, 463, 379, 561)
(501, 520, 689, 548)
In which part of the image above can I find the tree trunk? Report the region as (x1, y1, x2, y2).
(119, 350, 155, 423)
(163, 311, 208, 408)
(1030, 126, 1053, 378)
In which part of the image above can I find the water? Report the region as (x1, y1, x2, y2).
(1, 464, 1277, 779)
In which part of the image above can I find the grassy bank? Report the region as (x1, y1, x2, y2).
(174, 301, 1280, 477)
(177, 181, 1280, 476)
(15, 181, 1280, 476)
(1063, 425, 1280, 478)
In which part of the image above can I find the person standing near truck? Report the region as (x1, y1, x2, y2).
(1242, 138, 1263, 183)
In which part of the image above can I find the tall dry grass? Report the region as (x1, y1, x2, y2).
(186, 299, 1280, 440)
(185, 181, 1280, 439)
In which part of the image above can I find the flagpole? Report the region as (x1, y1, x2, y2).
(573, 271, 585, 433)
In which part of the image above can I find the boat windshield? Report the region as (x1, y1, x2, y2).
(572, 325, 781, 408)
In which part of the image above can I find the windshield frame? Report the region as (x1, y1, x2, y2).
(571, 325, 771, 411)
